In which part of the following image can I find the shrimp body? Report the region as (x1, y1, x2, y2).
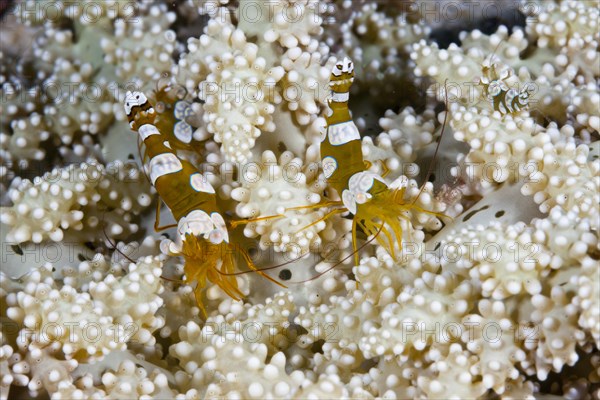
(124, 91, 252, 315)
(138, 84, 204, 158)
(479, 62, 534, 115)
(320, 58, 437, 260)
(153, 84, 197, 145)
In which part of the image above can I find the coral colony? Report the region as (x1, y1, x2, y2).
(0, 0, 599, 398)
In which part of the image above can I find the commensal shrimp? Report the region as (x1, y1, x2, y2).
(293, 57, 449, 266)
(124, 91, 284, 316)
(479, 59, 535, 116)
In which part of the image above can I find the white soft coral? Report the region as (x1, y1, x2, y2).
(200, 50, 284, 163)
(237, 0, 325, 51)
(0, 161, 152, 244)
(280, 50, 335, 126)
(231, 150, 348, 258)
(189, 21, 285, 162)
(522, 138, 600, 228)
(100, 4, 177, 84)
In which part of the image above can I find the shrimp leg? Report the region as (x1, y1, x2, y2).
(154, 199, 178, 232)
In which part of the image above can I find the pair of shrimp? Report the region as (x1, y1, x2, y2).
(283, 57, 450, 270)
(124, 56, 449, 311)
(479, 62, 535, 116)
(124, 90, 286, 316)
(478, 44, 536, 116)
(310, 53, 534, 267)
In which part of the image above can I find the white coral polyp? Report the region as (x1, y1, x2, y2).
(175, 18, 241, 97)
(527, 1, 600, 49)
(574, 256, 600, 348)
(199, 40, 284, 163)
(296, 291, 377, 370)
(89, 256, 165, 347)
(100, 4, 177, 83)
(170, 293, 304, 398)
(231, 150, 345, 257)
(1, 163, 101, 244)
(442, 221, 551, 299)
(461, 300, 526, 393)
(177, 17, 286, 162)
(360, 271, 473, 359)
(531, 207, 600, 350)
(0, 161, 152, 244)
(528, 288, 585, 379)
(337, 3, 429, 100)
(4, 113, 49, 164)
(100, 360, 175, 398)
(377, 107, 436, 163)
(5, 264, 122, 361)
(17, 344, 79, 398)
(281, 50, 335, 125)
(3, 256, 164, 367)
(294, 375, 352, 399)
(522, 139, 600, 228)
(417, 343, 486, 399)
(412, 39, 484, 100)
(569, 83, 600, 133)
(449, 106, 536, 188)
(238, 0, 324, 51)
(40, 55, 120, 140)
(353, 252, 413, 307)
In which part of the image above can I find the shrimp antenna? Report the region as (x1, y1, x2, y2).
(288, 221, 385, 284)
(216, 222, 384, 282)
(215, 246, 313, 277)
(411, 79, 450, 206)
(102, 213, 185, 283)
(487, 41, 503, 66)
(101, 216, 136, 264)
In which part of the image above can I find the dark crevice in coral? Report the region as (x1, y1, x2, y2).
(429, 6, 526, 49)
(350, 77, 427, 139)
(360, 357, 378, 372)
(310, 339, 325, 354)
(14, 57, 41, 88)
(10, 244, 23, 255)
(519, 41, 539, 61)
(533, 349, 600, 397)
(11, 159, 52, 183)
(8, 385, 48, 400)
(56, 14, 77, 39)
(0, 0, 16, 20)
(277, 141, 287, 153)
(175, 14, 210, 43)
